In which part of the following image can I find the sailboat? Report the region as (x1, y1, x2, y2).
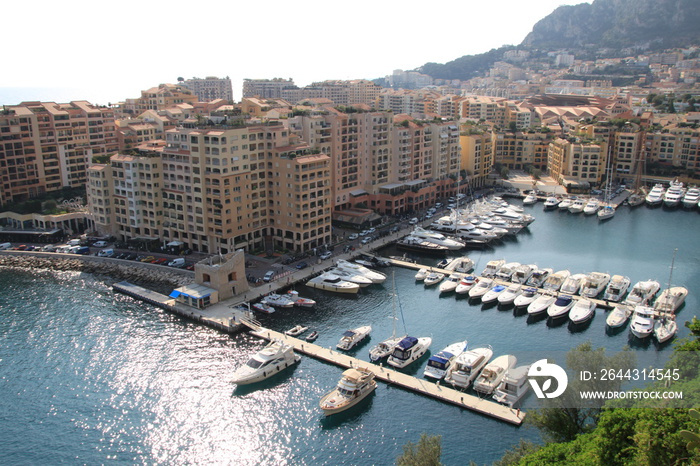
(652, 249, 685, 343)
(368, 272, 406, 363)
(627, 132, 647, 207)
(598, 144, 616, 221)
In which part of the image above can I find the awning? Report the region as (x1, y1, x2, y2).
(169, 290, 181, 298)
(349, 189, 368, 197)
(167, 241, 184, 247)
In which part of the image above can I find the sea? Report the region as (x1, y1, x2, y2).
(1, 200, 698, 465)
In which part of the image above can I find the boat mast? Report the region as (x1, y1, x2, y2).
(633, 130, 646, 192)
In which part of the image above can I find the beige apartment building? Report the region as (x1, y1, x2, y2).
(492, 131, 552, 172)
(548, 138, 608, 190)
(459, 129, 494, 189)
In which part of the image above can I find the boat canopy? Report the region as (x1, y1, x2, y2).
(397, 336, 418, 349)
(554, 295, 573, 306)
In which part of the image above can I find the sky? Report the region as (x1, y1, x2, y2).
(2, 0, 592, 106)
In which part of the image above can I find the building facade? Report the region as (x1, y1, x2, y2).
(182, 76, 233, 102)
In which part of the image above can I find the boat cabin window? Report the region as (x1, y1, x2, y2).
(427, 359, 447, 369)
(246, 358, 269, 369)
(391, 348, 411, 360)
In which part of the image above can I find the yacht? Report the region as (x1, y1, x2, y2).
(682, 187, 700, 209)
(423, 340, 469, 381)
(455, 275, 479, 294)
(387, 336, 432, 369)
(231, 340, 300, 385)
(497, 283, 523, 306)
(285, 325, 309, 337)
(543, 196, 560, 210)
(511, 264, 537, 284)
(319, 368, 377, 416)
(481, 284, 507, 305)
(645, 183, 665, 206)
(663, 180, 684, 208)
(478, 215, 524, 235)
(560, 273, 586, 295)
(629, 305, 655, 339)
(492, 364, 532, 407)
(495, 262, 521, 281)
(527, 291, 557, 316)
(653, 286, 688, 314)
(262, 293, 295, 308)
(653, 317, 678, 344)
(513, 287, 539, 309)
(329, 268, 374, 287)
(542, 270, 571, 292)
(397, 236, 450, 255)
(606, 303, 634, 328)
(368, 335, 404, 363)
(444, 257, 476, 273)
(444, 346, 493, 389)
(579, 272, 611, 298)
(623, 280, 661, 306)
(526, 267, 553, 288)
(439, 273, 463, 293)
(603, 275, 631, 302)
(468, 278, 494, 299)
(411, 227, 465, 250)
(252, 302, 275, 314)
(306, 272, 361, 294)
(414, 268, 428, 281)
(424, 271, 445, 287)
(597, 204, 616, 221)
(569, 299, 596, 324)
(481, 259, 505, 278)
(522, 192, 538, 205)
(558, 198, 573, 210)
(627, 190, 645, 207)
(547, 295, 575, 319)
(337, 325, 372, 351)
(568, 198, 586, 213)
(336, 260, 387, 284)
(583, 198, 601, 215)
(287, 290, 316, 308)
(473, 354, 518, 395)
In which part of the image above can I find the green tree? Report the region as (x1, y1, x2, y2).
(397, 433, 442, 466)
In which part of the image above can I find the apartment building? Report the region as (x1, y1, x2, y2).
(646, 125, 700, 174)
(0, 101, 117, 204)
(459, 96, 507, 125)
(492, 131, 552, 172)
(459, 129, 494, 189)
(242, 78, 296, 99)
(124, 84, 198, 115)
(548, 138, 608, 190)
(182, 76, 233, 102)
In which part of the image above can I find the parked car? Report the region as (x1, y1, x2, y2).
(319, 251, 332, 260)
(347, 233, 359, 240)
(168, 258, 186, 268)
(295, 261, 309, 270)
(361, 236, 373, 244)
(140, 256, 155, 263)
(152, 258, 168, 265)
(408, 217, 419, 225)
(263, 270, 276, 282)
(93, 241, 108, 248)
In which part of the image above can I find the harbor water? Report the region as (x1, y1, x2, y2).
(1, 200, 699, 465)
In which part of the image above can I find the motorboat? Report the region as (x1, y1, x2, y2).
(478, 215, 524, 235)
(547, 295, 575, 319)
(568, 198, 585, 213)
(319, 368, 377, 415)
(424, 271, 445, 287)
(397, 236, 449, 255)
(597, 204, 616, 220)
(439, 273, 463, 293)
(623, 280, 660, 306)
(606, 303, 633, 328)
(444, 257, 475, 273)
(444, 346, 493, 389)
(473, 354, 517, 395)
(231, 340, 300, 385)
(558, 198, 573, 210)
(645, 183, 665, 206)
(481, 284, 507, 305)
(337, 325, 372, 351)
(542, 270, 571, 292)
(287, 290, 316, 308)
(436, 258, 453, 269)
(468, 278, 494, 299)
(627, 190, 645, 207)
(682, 187, 700, 208)
(455, 226, 499, 243)
(305, 331, 319, 342)
(603, 275, 631, 302)
(329, 268, 374, 287)
(543, 196, 560, 210)
(663, 180, 684, 208)
(653, 286, 688, 314)
(579, 272, 611, 298)
(527, 291, 557, 316)
(285, 325, 309, 336)
(411, 227, 465, 250)
(336, 259, 387, 284)
(495, 262, 521, 281)
(560, 273, 586, 295)
(583, 198, 600, 215)
(497, 283, 522, 306)
(629, 305, 655, 339)
(653, 317, 678, 343)
(252, 302, 276, 314)
(387, 336, 432, 369)
(569, 299, 596, 324)
(423, 340, 468, 380)
(455, 275, 479, 294)
(492, 364, 532, 407)
(368, 336, 403, 363)
(526, 267, 553, 288)
(511, 264, 537, 284)
(414, 268, 428, 281)
(481, 259, 505, 278)
(306, 273, 361, 294)
(262, 293, 295, 308)
(522, 192, 538, 205)
(513, 287, 538, 309)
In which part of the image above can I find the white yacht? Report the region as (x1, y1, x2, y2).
(629, 305, 655, 339)
(337, 325, 372, 350)
(513, 287, 539, 309)
(583, 198, 601, 215)
(473, 354, 518, 395)
(653, 286, 688, 314)
(444, 346, 493, 389)
(424, 271, 445, 287)
(444, 257, 475, 273)
(543, 196, 560, 210)
(527, 291, 557, 316)
(653, 317, 678, 344)
(306, 273, 360, 294)
(526, 267, 553, 288)
(368, 335, 404, 363)
(623, 280, 661, 306)
(522, 192, 538, 205)
(329, 268, 374, 287)
(414, 268, 428, 281)
(579, 272, 611, 298)
(387, 336, 432, 369)
(336, 259, 387, 284)
(497, 283, 522, 305)
(482, 284, 507, 305)
(663, 180, 684, 208)
(411, 227, 465, 250)
(481, 259, 505, 278)
(645, 183, 665, 206)
(455, 275, 479, 294)
(603, 275, 631, 302)
(542, 270, 571, 292)
(568, 198, 586, 213)
(495, 262, 521, 281)
(511, 264, 537, 284)
(606, 303, 633, 328)
(287, 290, 316, 308)
(560, 273, 586, 295)
(468, 278, 494, 299)
(558, 198, 573, 210)
(682, 187, 700, 209)
(231, 340, 300, 385)
(569, 299, 596, 324)
(262, 293, 295, 308)
(597, 204, 616, 221)
(493, 364, 532, 407)
(423, 340, 469, 381)
(319, 368, 377, 415)
(439, 273, 463, 293)
(547, 295, 575, 319)
(252, 302, 275, 314)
